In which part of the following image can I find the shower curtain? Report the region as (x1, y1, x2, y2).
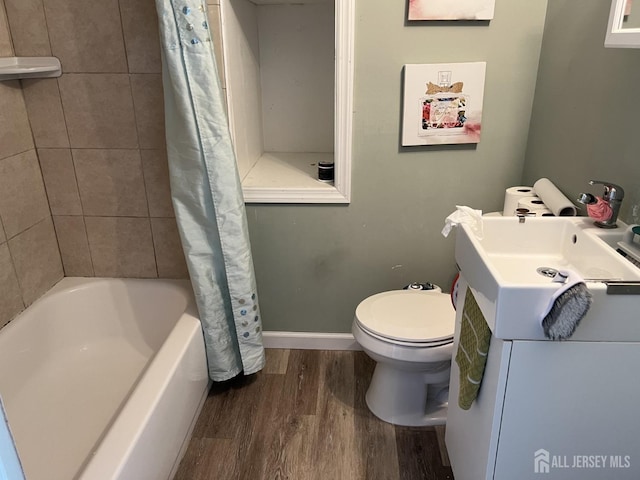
(154, 0, 265, 381)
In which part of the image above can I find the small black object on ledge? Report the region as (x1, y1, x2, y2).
(318, 162, 334, 182)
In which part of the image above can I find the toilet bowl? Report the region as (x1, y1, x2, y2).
(352, 288, 456, 426)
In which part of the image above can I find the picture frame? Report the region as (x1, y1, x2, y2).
(402, 62, 487, 146)
(408, 0, 495, 21)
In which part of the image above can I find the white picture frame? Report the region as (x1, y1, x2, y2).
(408, 0, 495, 21)
(402, 62, 487, 146)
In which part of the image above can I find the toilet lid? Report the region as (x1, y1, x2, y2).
(355, 290, 455, 343)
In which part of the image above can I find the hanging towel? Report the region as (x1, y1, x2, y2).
(455, 288, 492, 410)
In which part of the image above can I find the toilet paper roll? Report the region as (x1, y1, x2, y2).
(517, 197, 547, 212)
(515, 207, 554, 217)
(503, 186, 536, 216)
(515, 208, 536, 217)
(533, 178, 578, 216)
(533, 208, 554, 217)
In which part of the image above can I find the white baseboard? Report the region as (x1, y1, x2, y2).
(262, 331, 362, 351)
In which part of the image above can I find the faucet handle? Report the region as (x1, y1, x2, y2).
(588, 180, 624, 200)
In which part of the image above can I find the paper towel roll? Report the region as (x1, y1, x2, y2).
(533, 178, 577, 216)
(503, 186, 536, 216)
(517, 197, 547, 212)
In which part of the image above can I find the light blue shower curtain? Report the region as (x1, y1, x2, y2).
(154, 0, 265, 381)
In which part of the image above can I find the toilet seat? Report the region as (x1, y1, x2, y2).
(355, 322, 453, 348)
(355, 290, 455, 346)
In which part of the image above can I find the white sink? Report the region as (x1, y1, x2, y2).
(455, 217, 640, 341)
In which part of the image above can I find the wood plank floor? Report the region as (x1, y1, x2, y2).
(175, 349, 454, 480)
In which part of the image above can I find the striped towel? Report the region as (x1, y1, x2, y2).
(455, 288, 492, 410)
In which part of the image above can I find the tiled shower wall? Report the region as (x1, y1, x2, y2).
(0, 1, 63, 328)
(2, 0, 190, 283)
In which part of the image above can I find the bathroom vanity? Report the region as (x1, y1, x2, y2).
(445, 217, 640, 480)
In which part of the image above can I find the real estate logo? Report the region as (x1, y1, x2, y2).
(534, 449, 550, 474)
(534, 448, 631, 474)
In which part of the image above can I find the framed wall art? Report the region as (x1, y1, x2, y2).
(408, 0, 495, 21)
(402, 62, 487, 146)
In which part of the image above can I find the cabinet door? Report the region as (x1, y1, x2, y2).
(494, 341, 640, 479)
(445, 278, 512, 480)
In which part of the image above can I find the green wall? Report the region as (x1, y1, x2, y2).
(523, 0, 640, 224)
(248, 0, 549, 333)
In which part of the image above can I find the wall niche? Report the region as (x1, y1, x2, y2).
(220, 0, 354, 203)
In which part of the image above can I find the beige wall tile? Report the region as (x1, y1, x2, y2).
(151, 217, 188, 279)
(58, 74, 138, 148)
(0, 80, 34, 160)
(9, 217, 63, 305)
(42, 0, 127, 72)
(119, 0, 162, 73)
(85, 216, 157, 278)
(73, 149, 148, 217)
(130, 74, 166, 149)
(38, 148, 82, 215)
(141, 149, 174, 217)
(0, 0, 13, 56)
(53, 215, 94, 276)
(4, 0, 51, 56)
(0, 243, 24, 328)
(21, 79, 70, 148)
(0, 150, 50, 238)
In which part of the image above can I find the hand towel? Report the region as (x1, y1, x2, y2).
(539, 270, 592, 340)
(455, 288, 492, 410)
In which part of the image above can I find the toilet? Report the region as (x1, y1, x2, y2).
(352, 286, 456, 426)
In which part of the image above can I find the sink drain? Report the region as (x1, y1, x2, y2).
(537, 267, 558, 278)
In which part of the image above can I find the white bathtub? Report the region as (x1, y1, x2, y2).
(0, 278, 210, 480)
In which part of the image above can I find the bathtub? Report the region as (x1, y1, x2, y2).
(0, 278, 210, 480)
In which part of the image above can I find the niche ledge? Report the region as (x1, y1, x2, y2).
(242, 152, 350, 204)
(0, 57, 61, 81)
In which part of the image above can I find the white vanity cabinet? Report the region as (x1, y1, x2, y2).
(446, 276, 640, 480)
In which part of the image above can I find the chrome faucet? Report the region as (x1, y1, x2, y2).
(577, 180, 624, 229)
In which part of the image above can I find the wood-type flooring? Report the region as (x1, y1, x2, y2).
(175, 349, 454, 480)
